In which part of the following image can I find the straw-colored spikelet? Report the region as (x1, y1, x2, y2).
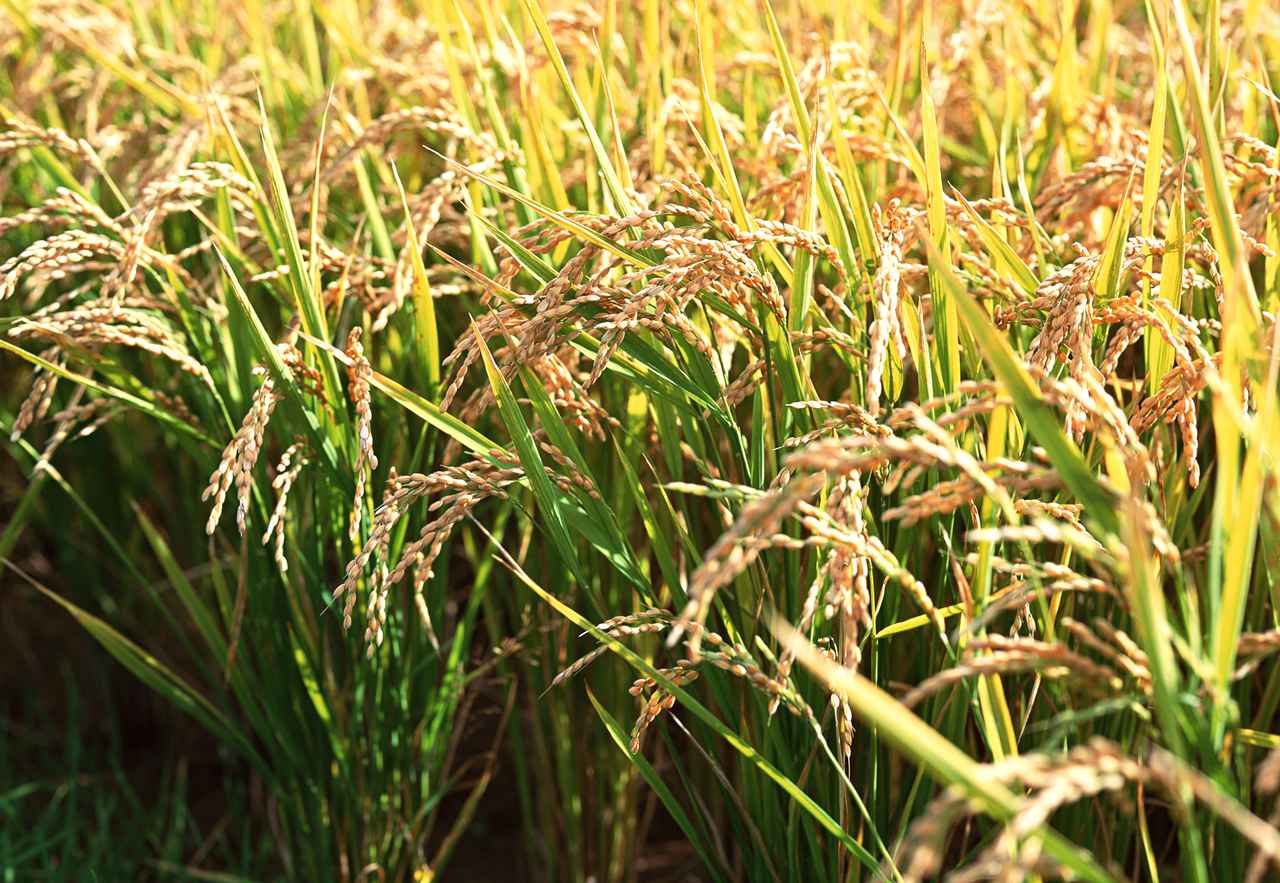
(671, 472, 826, 656)
(866, 201, 910, 414)
(203, 363, 283, 536)
(899, 636, 1124, 709)
(0, 118, 100, 169)
(10, 352, 61, 442)
(345, 327, 377, 541)
(772, 472, 870, 751)
(262, 441, 308, 574)
(36, 394, 121, 470)
(0, 187, 122, 238)
(0, 231, 126, 302)
(333, 454, 535, 642)
(549, 611, 671, 691)
(10, 305, 213, 386)
(629, 661, 699, 753)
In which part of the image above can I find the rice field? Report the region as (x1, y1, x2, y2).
(2, 0, 1280, 879)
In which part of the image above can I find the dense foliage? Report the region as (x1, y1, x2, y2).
(3, 0, 1280, 880)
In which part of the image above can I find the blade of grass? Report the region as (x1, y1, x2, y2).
(775, 620, 1121, 883)
(473, 518, 883, 875)
(588, 690, 728, 883)
(3, 560, 257, 766)
(920, 47, 960, 393)
(391, 163, 441, 396)
(475, 327, 588, 593)
(0, 340, 215, 447)
(935, 247, 1119, 536)
(517, 0, 634, 215)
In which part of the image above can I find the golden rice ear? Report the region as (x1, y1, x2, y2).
(343, 325, 377, 542)
(262, 439, 308, 573)
(4, 1, 1280, 878)
(202, 365, 282, 537)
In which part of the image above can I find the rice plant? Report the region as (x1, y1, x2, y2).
(2, 0, 1280, 879)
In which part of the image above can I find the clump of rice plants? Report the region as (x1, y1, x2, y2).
(2, 0, 1280, 879)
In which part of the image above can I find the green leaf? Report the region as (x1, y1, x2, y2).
(392, 163, 441, 394)
(937, 252, 1120, 537)
(952, 189, 1039, 295)
(1151, 175, 1187, 390)
(475, 327, 586, 590)
(514, 362, 652, 599)
(1092, 176, 1134, 302)
(517, 0, 634, 215)
(777, 622, 1122, 883)
(133, 504, 227, 664)
(0, 340, 215, 447)
(758, 0, 857, 306)
(256, 94, 344, 412)
(478, 529, 881, 875)
(920, 53, 960, 394)
(4, 560, 256, 766)
(587, 689, 728, 882)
